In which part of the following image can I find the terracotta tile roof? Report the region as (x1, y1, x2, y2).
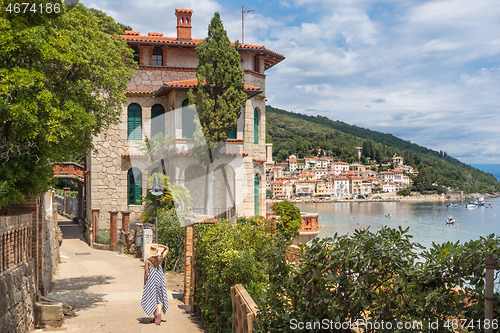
(162, 79, 261, 91)
(125, 91, 155, 96)
(173, 151, 248, 157)
(363, 177, 379, 181)
(391, 169, 404, 173)
(253, 158, 267, 163)
(288, 158, 297, 163)
(122, 153, 145, 157)
(155, 79, 262, 97)
(120, 33, 284, 70)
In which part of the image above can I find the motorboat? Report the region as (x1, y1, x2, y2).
(468, 197, 485, 207)
(465, 204, 477, 209)
(446, 203, 459, 207)
(446, 216, 455, 225)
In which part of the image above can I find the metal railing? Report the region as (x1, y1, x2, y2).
(189, 207, 236, 221)
(0, 213, 32, 274)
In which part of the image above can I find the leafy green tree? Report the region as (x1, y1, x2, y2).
(194, 220, 275, 332)
(271, 201, 302, 240)
(0, 3, 135, 210)
(414, 166, 433, 192)
(256, 227, 500, 331)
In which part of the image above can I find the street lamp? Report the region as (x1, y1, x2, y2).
(150, 173, 163, 243)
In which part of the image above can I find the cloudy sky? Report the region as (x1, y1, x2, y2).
(80, 0, 500, 165)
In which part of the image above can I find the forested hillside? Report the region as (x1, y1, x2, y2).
(266, 106, 500, 194)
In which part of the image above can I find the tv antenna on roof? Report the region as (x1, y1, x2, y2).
(242, 6, 254, 45)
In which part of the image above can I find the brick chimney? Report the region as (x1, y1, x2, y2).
(175, 8, 193, 41)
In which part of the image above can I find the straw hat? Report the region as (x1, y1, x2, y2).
(145, 243, 164, 257)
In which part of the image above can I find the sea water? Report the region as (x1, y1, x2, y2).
(296, 197, 500, 249)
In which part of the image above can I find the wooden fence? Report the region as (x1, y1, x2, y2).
(231, 284, 258, 333)
(0, 213, 33, 274)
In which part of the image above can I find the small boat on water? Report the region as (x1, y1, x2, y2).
(446, 216, 456, 225)
(467, 197, 485, 207)
(465, 204, 477, 209)
(447, 203, 459, 207)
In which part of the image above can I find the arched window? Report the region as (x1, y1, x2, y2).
(150, 167, 161, 176)
(131, 46, 140, 65)
(152, 47, 163, 66)
(254, 108, 259, 144)
(128, 168, 142, 205)
(151, 104, 165, 137)
(182, 99, 196, 139)
(228, 127, 236, 139)
(254, 174, 260, 215)
(127, 103, 142, 140)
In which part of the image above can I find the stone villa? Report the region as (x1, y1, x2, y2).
(85, 9, 284, 224)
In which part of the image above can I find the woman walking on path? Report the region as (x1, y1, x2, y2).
(141, 243, 169, 325)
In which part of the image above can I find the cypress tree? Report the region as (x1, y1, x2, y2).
(188, 12, 247, 214)
(189, 12, 246, 160)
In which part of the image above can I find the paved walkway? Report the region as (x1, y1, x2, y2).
(36, 215, 203, 332)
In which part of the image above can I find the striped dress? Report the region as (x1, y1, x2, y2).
(141, 261, 169, 316)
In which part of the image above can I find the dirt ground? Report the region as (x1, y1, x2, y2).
(165, 271, 184, 293)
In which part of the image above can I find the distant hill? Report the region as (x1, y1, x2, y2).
(266, 105, 500, 194)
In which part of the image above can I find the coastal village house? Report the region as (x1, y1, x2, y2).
(85, 9, 284, 224)
(266, 153, 415, 200)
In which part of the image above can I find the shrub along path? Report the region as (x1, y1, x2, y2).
(36, 214, 202, 332)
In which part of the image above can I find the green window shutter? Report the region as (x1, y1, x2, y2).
(128, 169, 134, 205)
(134, 171, 142, 205)
(182, 99, 196, 139)
(128, 168, 142, 205)
(128, 103, 142, 140)
(254, 108, 259, 144)
(151, 104, 165, 137)
(254, 174, 259, 215)
(228, 127, 237, 139)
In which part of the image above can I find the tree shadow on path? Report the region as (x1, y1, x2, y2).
(48, 275, 114, 310)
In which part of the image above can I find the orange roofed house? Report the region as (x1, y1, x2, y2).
(85, 9, 284, 225)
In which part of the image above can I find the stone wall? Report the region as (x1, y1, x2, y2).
(0, 260, 37, 332)
(0, 212, 37, 332)
(127, 68, 196, 92)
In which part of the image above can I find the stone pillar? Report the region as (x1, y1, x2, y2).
(63, 187, 70, 213)
(183, 224, 194, 305)
(121, 211, 131, 233)
(92, 209, 100, 244)
(109, 211, 118, 251)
